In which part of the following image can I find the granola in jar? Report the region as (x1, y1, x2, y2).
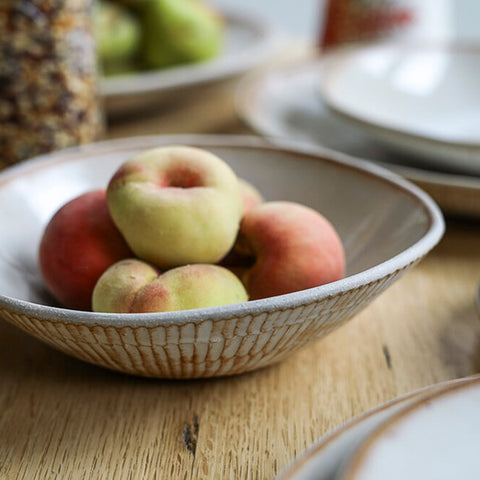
(0, 0, 103, 166)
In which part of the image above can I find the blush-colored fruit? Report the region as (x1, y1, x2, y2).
(106, 146, 242, 269)
(235, 201, 345, 300)
(39, 190, 132, 310)
(91, 258, 159, 313)
(239, 178, 264, 214)
(92, 259, 248, 313)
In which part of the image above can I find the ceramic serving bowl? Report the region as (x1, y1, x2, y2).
(0, 135, 444, 378)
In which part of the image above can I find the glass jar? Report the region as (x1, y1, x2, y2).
(0, 0, 103, 166)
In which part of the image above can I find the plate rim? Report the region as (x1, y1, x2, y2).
(338, 374, 480, 480)
(277, 375, 480, 480)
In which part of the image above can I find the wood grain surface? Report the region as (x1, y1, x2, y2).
(1, 69, 480, 480)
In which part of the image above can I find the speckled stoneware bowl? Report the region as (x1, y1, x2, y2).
(0, 135, 444, 378)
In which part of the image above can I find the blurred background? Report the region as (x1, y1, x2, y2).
(212, 0, 322, 40)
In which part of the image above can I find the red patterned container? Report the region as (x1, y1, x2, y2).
(319, 0, 478, 49)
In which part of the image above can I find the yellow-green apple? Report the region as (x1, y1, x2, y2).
(39, 190, 133, 310)
(92, 259, 248, 313)
(233, 201, 345, 300)
(106, 146, 242, 269)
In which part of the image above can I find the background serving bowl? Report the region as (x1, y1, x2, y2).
(101, 6, 281, 117)
(0, 135, 444, 378)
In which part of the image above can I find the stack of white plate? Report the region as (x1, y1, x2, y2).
(236, 42, 480, 218)
(277, 375, 480, 480)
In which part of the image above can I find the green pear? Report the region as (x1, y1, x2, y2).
(94, 0, 141, 76)
(139, 0, 223, 69)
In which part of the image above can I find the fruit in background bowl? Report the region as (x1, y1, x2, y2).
(93, 0, 224, 76)
(92, 259, 248, 313)
(94, 0, 141, 76)
(106, 145, 243, 269)
(226, 201, 345, 300)
(139, 0, 224, 69)
(238, 178, 264, 214)
(38, 190, 133, 311)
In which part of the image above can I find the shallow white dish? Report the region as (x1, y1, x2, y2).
(0, 135, 443, 378)
(101, 7, 281, 116)
(319, 42, 480, 173)
(338, 375, 480, 480)
(236, 55, 480, 219)
(277, 376, 480, 480)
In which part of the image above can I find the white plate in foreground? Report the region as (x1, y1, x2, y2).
(101, 7, 281, 116)
(235, 55, 480, 219)
(320, 42, 480, 173)
(277, 376, 480, 480)
(338, 375, 480, 480)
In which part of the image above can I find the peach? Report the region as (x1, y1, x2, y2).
(38, 190, 133, 310)
(106, 146, 242, 269)
(219, 178, 263, 272)
(92, 259, 248, 313)
(239, 178, 264, 214)
(233, 201, 345, 300)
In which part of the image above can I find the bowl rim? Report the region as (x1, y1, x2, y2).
(0, 134, 445, 327)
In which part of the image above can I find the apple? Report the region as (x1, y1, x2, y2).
(92, 259, 248, 313)
(232, 201, 345, 300)
(38, 189, 133, 310)
(106, 145, 242, 269)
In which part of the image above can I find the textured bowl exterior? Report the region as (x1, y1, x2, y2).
(0, 135, 443, 378)
(0, 266, 410, 378)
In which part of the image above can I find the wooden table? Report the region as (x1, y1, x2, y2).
(2, 75, 480, 480)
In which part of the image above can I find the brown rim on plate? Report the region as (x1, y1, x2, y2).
(277, 375, 480, 479)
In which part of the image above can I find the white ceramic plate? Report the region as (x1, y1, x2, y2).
(101, 7, 281, 116)
(338, 375, 480, 480)
(235, 55, 480, 219)
(319, 42, 480, 173)
(276, 376, 480, 480)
